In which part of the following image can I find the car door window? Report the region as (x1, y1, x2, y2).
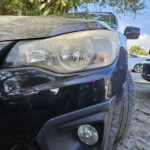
(129, 54, 138, 58)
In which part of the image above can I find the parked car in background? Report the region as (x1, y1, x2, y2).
(0, 13, 140, 150)
(142, 58, 150, 81)
(128, 53, 148, 73)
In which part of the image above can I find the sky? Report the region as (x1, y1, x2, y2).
(118, 0, 150, 51)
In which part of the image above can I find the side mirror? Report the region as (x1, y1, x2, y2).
(124, 26, 140, 39)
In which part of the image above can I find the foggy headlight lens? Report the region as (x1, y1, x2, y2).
(5, 30, 119, 73)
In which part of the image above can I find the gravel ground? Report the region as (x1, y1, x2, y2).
(115, 73, 150, 150)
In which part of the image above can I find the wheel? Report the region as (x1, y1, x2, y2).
(106, 72, 135, 150)
(134, 64, 143, 73)
(113, 72, 135, 149)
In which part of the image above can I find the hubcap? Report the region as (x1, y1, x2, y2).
(134, 64, 143, 73)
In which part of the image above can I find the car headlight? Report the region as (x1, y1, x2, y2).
(5, 30, 119, 73)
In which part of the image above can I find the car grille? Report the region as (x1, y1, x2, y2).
(0, 111, 49, 150)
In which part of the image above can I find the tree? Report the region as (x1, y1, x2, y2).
(129, 45, 148, 56)
(98, 0, 145, 15)
(0, 0, 41, 15)
(0, 0, 145, 16)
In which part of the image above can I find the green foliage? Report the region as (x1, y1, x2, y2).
(0, 0, 41, 15)
(0, 0, 145, 15)
(129, 45, 148, 56)
(99, 0, 145, 15)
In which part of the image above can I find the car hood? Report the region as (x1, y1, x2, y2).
(0, 16, 111, 42)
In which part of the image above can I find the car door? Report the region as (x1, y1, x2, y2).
(128, 54, 137, 70)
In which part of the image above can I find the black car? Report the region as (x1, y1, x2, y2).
(0, 13, 140, 150)
(142, 59, 150, 81)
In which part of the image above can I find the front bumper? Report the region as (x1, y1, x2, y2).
(37, 96, 116, 150)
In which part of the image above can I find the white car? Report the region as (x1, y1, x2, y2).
(128, 53, 148, 73)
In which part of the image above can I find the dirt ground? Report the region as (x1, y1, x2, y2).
(115, 73, 150, 150)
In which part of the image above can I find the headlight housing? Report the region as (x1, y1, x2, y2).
(5, 30, 119, 73)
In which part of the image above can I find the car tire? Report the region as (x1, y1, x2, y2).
(115, 72, 135, 140)
(106, 72, 135, 150)
(134, 64, 143, 73)
(118, 73, 135, 139)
